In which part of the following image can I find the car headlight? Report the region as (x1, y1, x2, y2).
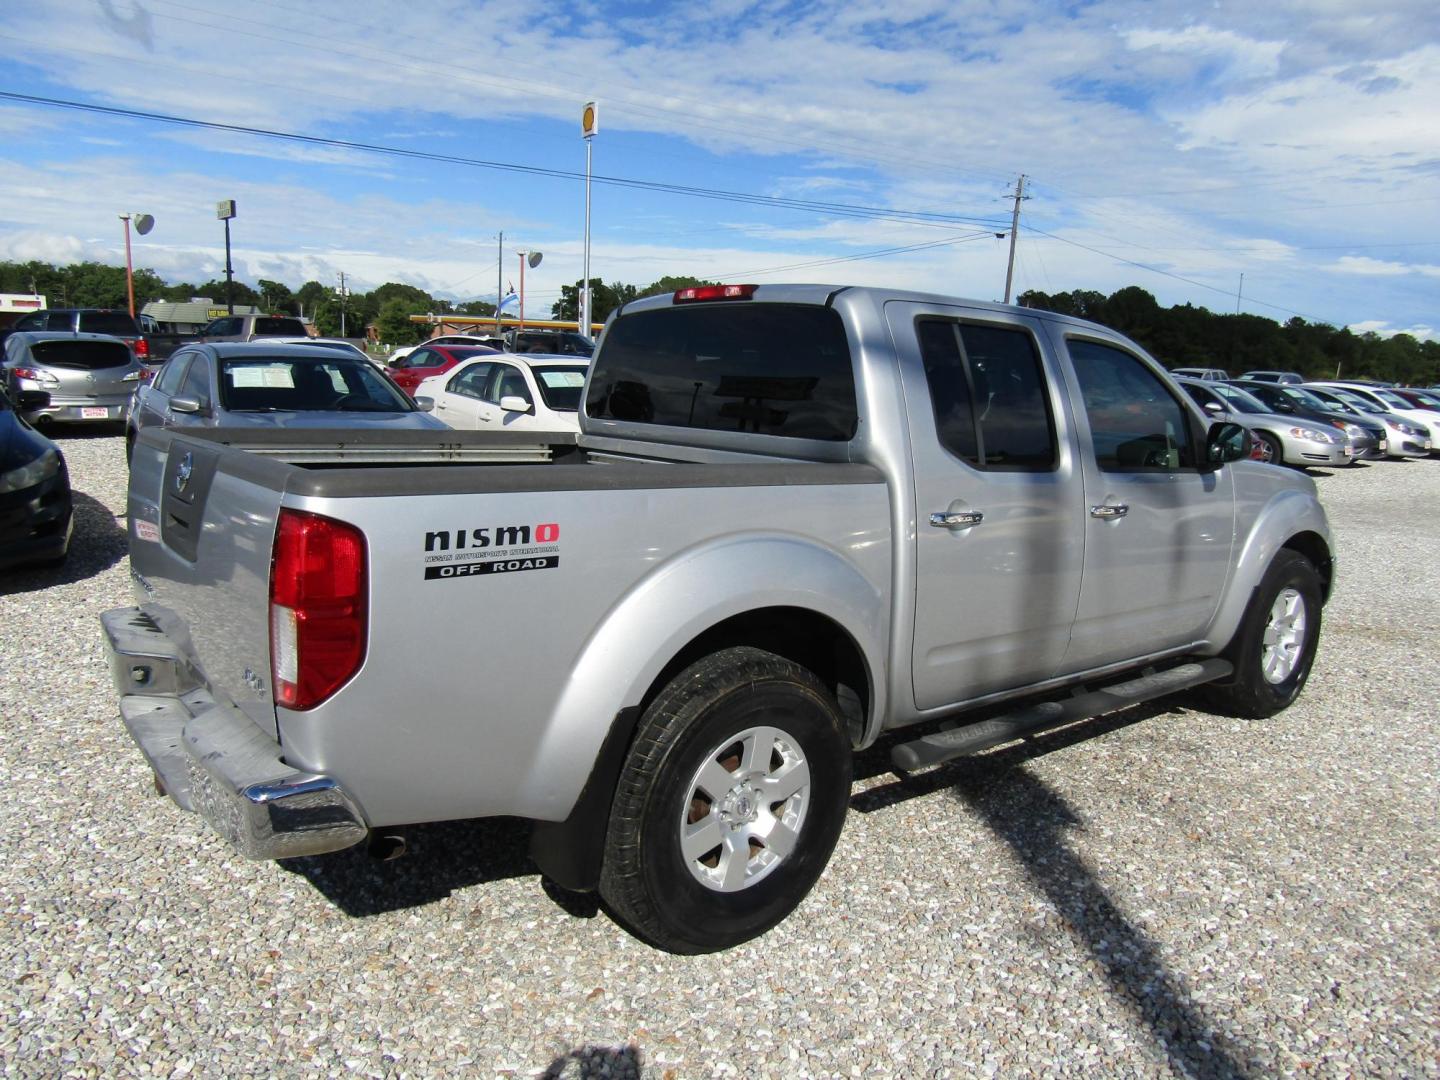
(0, 447, 61, 494)
(1393, 420, 1420, 436)
(1288, 425, 1336, 443)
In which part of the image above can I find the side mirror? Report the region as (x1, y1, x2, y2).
(499, 395, 533, 414)
(16, 389, 51, 411)
(413, 396, 435, 412)
(169, 395, 203, 415)
(1203, 400, 1223, 414)
(1203, 421, 1250, 469)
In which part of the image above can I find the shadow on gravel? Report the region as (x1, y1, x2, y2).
(853, 703, 1253, 1079)
(541, 1043, 644, 1079)
(279, 816, 538, 916)
(0, 489, 127, 596)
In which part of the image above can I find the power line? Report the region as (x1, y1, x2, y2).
(0, 91, 1010, 233)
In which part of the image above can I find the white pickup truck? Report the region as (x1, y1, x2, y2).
(104, 284, 1333, 953)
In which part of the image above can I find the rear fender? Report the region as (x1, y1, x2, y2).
(517, 534, 888, 818)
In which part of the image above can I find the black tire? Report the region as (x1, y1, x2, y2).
(124, 426, 136, 466)
(598, 646, 852, 953)
(1198, 549, 1322, 718)
(1255, 431, 1282, 465)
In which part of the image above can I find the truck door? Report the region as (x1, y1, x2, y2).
(1054, 333, 1235, 670)
(887, 302, 1086, 710)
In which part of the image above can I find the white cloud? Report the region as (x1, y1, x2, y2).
(1347, 319, 1438, 343)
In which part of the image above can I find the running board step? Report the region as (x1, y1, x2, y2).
(890, 658, 1234, 772)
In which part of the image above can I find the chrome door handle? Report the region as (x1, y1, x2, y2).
(1090, 504, 1129, 519)
(930, 510, 984, 528)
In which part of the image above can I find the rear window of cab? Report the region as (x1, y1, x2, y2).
(586, 304, 857, 441)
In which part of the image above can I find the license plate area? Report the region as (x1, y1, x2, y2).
(82, 406, 111, 419)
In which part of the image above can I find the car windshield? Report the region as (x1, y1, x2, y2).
(1279, 387, 1330, 410)
(30, 339, 134, 370)
(1372, 389, 1412, 409)
(532, 366, 589, 410)
(254, 318, 307, 335)
(1209, 383, 1267, 413)
(1327, 388, 1385, 412)
(219, 357, 413, 412)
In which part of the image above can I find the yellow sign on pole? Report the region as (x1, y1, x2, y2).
(582, 101, 598, 138)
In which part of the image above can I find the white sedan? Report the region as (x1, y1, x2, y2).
(415, 354, 590, 434)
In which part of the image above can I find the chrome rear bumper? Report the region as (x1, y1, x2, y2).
(102, 608, 367, 859)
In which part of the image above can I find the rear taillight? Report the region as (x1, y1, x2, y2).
(12, 367, 59, 388)
(673, 284, 757, 303)
(134, 337, 149, 359)
(269, 509, 367, 710)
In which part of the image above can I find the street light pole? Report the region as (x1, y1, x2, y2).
(119, 212, 154, 319)
(581, 101, 598, 334)
(120, 214, 135, 318)
(216, 200, 237, 315)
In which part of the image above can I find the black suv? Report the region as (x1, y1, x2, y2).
(0, 308, 148, 360)
(507, 329, 594, 356)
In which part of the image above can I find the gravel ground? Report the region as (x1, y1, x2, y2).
(2, 429, 1437, 1079)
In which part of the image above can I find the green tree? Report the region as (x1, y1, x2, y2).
(637, 275, 716, 299)
(374, 297, 426, 346)
(257, 278, 295, 314)
(551, 278, 637, 323)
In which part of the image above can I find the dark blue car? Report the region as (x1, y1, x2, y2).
(0, 386, 72, 570)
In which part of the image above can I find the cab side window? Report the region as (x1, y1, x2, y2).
(916, 319, 1056, 470)
(449, 362, 492, 398)
(1068, 339, 1195, 472)
(487, 364, 532, 407)
(154, 354, 193, 396)
(178, 355, 213, 406)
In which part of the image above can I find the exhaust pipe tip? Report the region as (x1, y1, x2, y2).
(367, 832, 407, 861)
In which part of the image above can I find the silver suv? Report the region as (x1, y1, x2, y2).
(199, 314, 309, 342)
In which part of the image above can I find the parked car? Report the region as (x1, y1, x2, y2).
(1301, 385, 1431, 459)
(387, 343, 498, 395)
(125, 342, 447, 460)
(1307, 381, 1440, 453)
(416, 354, 590, 433)
(264, 337, 376, 366)
(0, 308, 150, 361)
(1235, 381, 1386, 462)
(0, 385, 72, 570)
(199, 314, 310, 342)
(387, 334, 503, 366)
(1390, 388, 1440, 414)
(507, 329, 595, 356)
(2, 332, 148, 427)
(1171, 367, 1229, 381)
(1238, 370, 1304, 385)
(1176, 378, 1349, 467)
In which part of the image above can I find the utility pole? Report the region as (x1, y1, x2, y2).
(337, 271, 348, 338)
(496, 231, 504, 334)
(1003, 174, 1028, 305)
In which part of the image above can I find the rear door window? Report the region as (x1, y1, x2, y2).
(587, 303, 857, 440)
(916, 319, 1056, 470)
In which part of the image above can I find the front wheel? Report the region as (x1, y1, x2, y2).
(1199, 549, 1322, 718)
(1254, 431, 1282, 465)
(599, 647, 853, 953)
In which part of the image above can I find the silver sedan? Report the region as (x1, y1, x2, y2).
(1177, 378, 1350, 467)
(126, 342, 446, 461)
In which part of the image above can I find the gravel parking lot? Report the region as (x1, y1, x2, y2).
(2, 430, 1437, 1079)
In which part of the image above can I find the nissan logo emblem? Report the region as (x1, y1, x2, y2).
(174, 452, 193, 494)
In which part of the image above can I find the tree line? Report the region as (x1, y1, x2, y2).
(2, 259, 1433, 383)
(1019, 286, 1439, 385)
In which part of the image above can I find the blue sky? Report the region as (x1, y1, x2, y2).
(0, 0, 1436, 339)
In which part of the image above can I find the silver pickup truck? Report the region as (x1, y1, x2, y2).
(103, 284, 1334, 953)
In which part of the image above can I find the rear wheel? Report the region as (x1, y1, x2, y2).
(1199, 549, 1322, 718)
(599, 647, 852, 953)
